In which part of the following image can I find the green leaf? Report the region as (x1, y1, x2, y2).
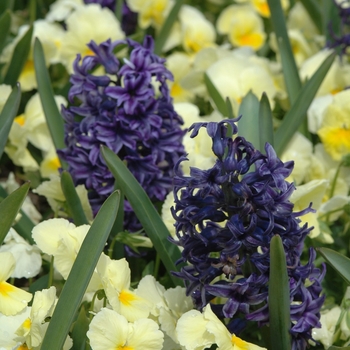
(29, 274, 49, 294)
(259, 92, 274, 152)
(3, 25, 33, 86)
(101, 146, 183, 287)
(328, 347, 350, 350)
(237, 91, 260, 149)
(0, 184, 35, 244)
(0, 83, 21, 160)
(269, 235, 291, 350)
(299, 0, 323, 34)
(267, 0, 301, 104)
(40, 190, 120, 350)
(0, 10, 11, 54)
(318, 248, 350, 285)
(33, 38, 67, 168)
(0, 182, 30, 246)
(60, 171, 89, 226)
(71, 304, 90, 350)
(204, 73, 227, 117)
(154, 0, 184, 55)
(275, 51, 336, 155)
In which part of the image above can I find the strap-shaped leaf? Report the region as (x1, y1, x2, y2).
(267, 0, 300, 104)
(60, 171, 89, 226)
(70, 304, 90, 350)
(33, 38, 67, 168)
(300, 0, 323, 34)
(0, 10, 11, 54)
(0, 182, 30, 246)
(154, 0, 184, 55)
(237, 90, 260, 149)
(269, 235, 291, 350)
(204, 72, 228, 117)
(40, 190, 120, 350)
(259, 92, 274, 152)
(0, 184, 35, 244)
(275, 51, 336, 155)
(101, 146, 183, 286)
(318, 247, 350, 285)
(0, 83, 21, 159)
(3, 25, 33, 86)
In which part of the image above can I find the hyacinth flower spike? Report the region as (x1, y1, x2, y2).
(171, 119, 326, 350)
(59, 35, 185, 232)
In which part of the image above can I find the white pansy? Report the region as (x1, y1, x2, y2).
(0, 228, 42, 279)
(0, 252, 32, 316)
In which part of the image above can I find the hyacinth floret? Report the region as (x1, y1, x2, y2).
(171, 119, 325, 349)
(59, 36, 185, 231)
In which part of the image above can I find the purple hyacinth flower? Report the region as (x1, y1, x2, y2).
(59, 36, 186, 232)
(171, 119, 325, 349)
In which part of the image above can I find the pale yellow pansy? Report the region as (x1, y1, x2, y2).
(0, 20, 65, 92)
(166, 52, 194, 102)
(60, 3, 124, 73)
(206, 50, 277, 114)
(32, 218, 91, 279)
(177, 304, 266, 350)
(33, 175, 93, 221)
(179, 5, 216, 54)
(281, 132, 313, 185)
(0, 252, 32, 316)
(317, 90, 350, 160)
(127, 0, 172, 29)
(96, 253, 152, 322)
(290, 179, 332, 242)
(217, 5, 266, 51)
(312, 306, 342, 349)
(87, 307, 164, 350)
(300, 49, 350, 97)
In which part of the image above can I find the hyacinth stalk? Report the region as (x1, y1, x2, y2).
(58, 35, 186, 232)
(171, 119, 326, 350)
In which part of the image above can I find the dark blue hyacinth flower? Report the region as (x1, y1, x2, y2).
(171, 119, 325, 350)
(59, 36, 185, 231)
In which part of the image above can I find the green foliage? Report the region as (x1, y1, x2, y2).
(102, 146, 183, 287)
(40, 190, 120, 350)
(269, 235, 291, 350)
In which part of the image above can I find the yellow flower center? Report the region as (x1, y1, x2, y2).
(237, 32, 264, 50)
(22, 317, 32, 330)
(318, 126, 350, 160)
(15, 114, 26, 126)
(22, 60, 34, 75)
(171, 82, 183, 98)
(18, 344, 29, 350)
(47, 156, 61, 172)
(119, 290, 137, 306)
(254, 0, 270, 17)
(116, 346, 133, 350)
(0, 281, 15, 297)
(231, 334, 250, 349)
